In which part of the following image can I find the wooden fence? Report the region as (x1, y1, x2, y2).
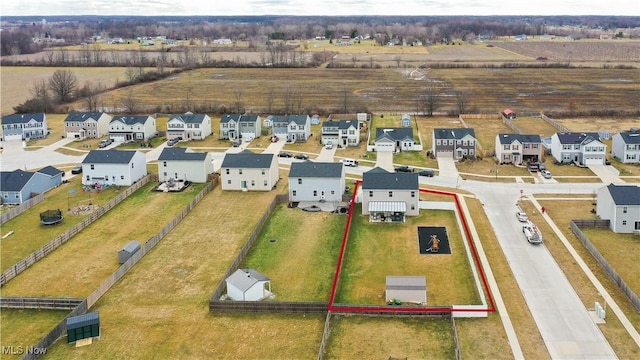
(570, 220, 640, 312)
(541, 113, 570, 133)
(0, 174, 156, 286)
(317, 312, 332, 360)
(210, 301, 327, 314)
(0, 296, 84, 310)
(0, 193, 45, 225)
(503, 117, 523, 134)
(330, 304, 452, 316)
(459, 114, 502, 120)
(451, 316, 462, 360)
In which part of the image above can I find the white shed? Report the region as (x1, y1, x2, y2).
(226, 269, 272, 301)
(386, 276, 426, 304)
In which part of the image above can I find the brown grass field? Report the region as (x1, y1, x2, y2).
(488, 40, 640, 63)
(0, 309, 69, 353)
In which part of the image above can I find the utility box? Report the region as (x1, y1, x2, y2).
(118, 240, 141, 264)
(67, 312, 100, 343)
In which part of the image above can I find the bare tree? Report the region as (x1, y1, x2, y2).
(264, 87, 275, 113)
(282, 87, 294, 114)
(454, 90, 471, 115)
(120, 88, 138, 114)
(233, 87, 244, 113)
(394, 55, 402, 68)
(351, 55, 357, 67)
(82, 82, 104, 111)
(125, 66, 137, 83)
(341, 88, 350, 114)
(419, 86, 440, 116)
(48, 69, 78, 103)
(30, 80, 51, 112)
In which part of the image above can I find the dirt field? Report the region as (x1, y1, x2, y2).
(488, 40, 640, 62)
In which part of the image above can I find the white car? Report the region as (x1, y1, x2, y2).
(541, 170, 552, 179)
(340, 158, 359, 167)
(516, 211, 529, 222)
(325, 142, 333, 149)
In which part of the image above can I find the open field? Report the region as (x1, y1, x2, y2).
(488, 40, 640, 63)
(553, 117, 640, 134)
(0, 309, 69, 354)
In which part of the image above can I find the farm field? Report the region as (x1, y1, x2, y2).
(488, 40, 640, 63)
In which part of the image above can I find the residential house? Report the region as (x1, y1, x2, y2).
(272, 115, 311, 142)
(1, 113, 47, 141)
(550, 132, 606, 165)
(0, 166, 63, 204)
(321, 120, 360, 148)
(288, 161, 345, 202)
(432, 128, 477, 159)
(157, 147, 213, 183)
(495, 134, 543, 165)
(611, 130, 640, 164)
(596, 184, 640, 233)
(219, 114, 261, 140)
(225, 269, 272, 301)
(375, 128, 415, 152)
(361, 167, 419, 222)
(220, 150, 278, 191)
(401, 114, 412, 127)
(166, 113, 212, 141)
(64, 112, 112, 140)
(108, 115, 157, 143)
(81, 150, 147, 186)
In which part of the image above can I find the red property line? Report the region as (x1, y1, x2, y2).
(327, 182, 495, 314)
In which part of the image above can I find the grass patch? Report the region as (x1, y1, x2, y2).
(55, 147, 90, 156)
(0, 309, 69, 359)
(463, 118, 514, 153)
(511, 117, 559, 137)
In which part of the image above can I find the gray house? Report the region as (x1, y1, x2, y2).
(361, 167, 419, 222)
(272, 115, 311, 142)
(1, 113, 48, 141)
(288, 161, 345, 202)
(374, 128, 415, 152)
(596, 184, 640, 233)
(0, 166, 64, 204)
(549, 132, 606, 165)
(219, 114, 261, 140)
(321, 120, 360, 148)
(611, 131, 640, 164)
(432, 128, 477, 159)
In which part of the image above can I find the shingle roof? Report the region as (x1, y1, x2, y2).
(433, 128, 476, 140)
(362, 169, 418, 190)
(82, 150, 137, 164)
(158, 147, 208, 161)
(220, 114, 242, 123)
(497, 133, 542, 144)
(169, 113, 208, 124)
(605, 184, 640, 206)
(0, 169, 34, 191)
(289, 161, 343, 178)
(37, 165, 63, 176)
(272, 115, 308, 125)
(556, 132, 601, 145)
(221, 150, 275, 168)
(618, 131, 640, 144)
(322, 120, 357, 130)
(1, 113, 45, 125)
(226, 268, 270, 292)
(239, 114, 259, 123)
(375, 128, 413, 142)
(110, 115, 152, 125)
(64, 112, 105, 122)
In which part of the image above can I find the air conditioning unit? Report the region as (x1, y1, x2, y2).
(633, 230, 640, 236)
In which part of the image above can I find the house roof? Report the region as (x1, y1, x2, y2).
(272, 114, 309, 125)
(121, 240, 141, 253)
(555, 132, 601, 145)
(362, 168, 418, 190)
(502, 109, 515, 115)
(386, 275, 426, 290)
(64, 112, 106, 122)
(1, 113, 45, 125)
(82, 150, 138, 164)
(497, 133, 542, 145)
(169, 113, 208, 124)
(433, 128, 476, 140)
(226, 268, 270, 292)
(0, 169, 35, 191)
(322, 120, 357, 130)
(618, 131, 640, 144)
(110, 115, 152, 125)
(37, 165, 63, 176)
(239, 114, 260, 123)
(220, 114, 242, 123)
(375, 128, 414, 142)
(221, 150, 275, 169)
(66, 312, 99, 329)
(158, 147, 208, 161)
(289, 161, 343, 178)
(604, 184, 640, 206)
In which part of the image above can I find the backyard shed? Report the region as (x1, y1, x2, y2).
(386, 276, 427, 304)
(226, 268, 272, 301)
(118, 240, 141, 264)
(502, 109, 516, 119)
(66, 312, 100, 343)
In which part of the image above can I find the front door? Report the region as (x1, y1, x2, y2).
(241, 180, 247, 189)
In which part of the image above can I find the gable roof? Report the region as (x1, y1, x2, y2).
(322, 120, 357, 130)
(221, 150, 275, 169)
(362, 168, 418, 190)
(618, 131, 640, 144)
(497, 133, 542, 145)
(239, 114, 259, 123)
(37, 165, 63, 176)
(220, 114, 242, 123)
(375, 128, 413, 142)
(226, 268, 270, 292)
(169, 113, 208, 124)
(289, 161, 343, 178)
(272, 114, 309, 125)
(64, 112, 106, 122)
(158, 147, 208, 161)
(604, 184, 640, 206)
(82, 150, 138, 164)
(2, 113, 45, 125)
(111, 115, 152, 125)
(0, 169, 35, 191)
(433, 128, 476, 140)
(555, 132, 601, 145)
(502, 109, 515, 115)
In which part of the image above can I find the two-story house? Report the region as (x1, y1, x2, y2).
(288, 161, 345, 202)
(157, 147, 214, 183)
(611, 130, 640, 164)
(321, 120, 360, 148)
(550, 132, 606, 165)
(166, 113, 212, 141)
(374, 128, 416, 152)
(220, 150, 278, 191)
(219, 114, 261, 140)
(361, 167, 419, 222)
(494, 134, 543, 165)
(108, 115, 157, 143)
(0, 166, 63, 204)
(64, 112, 112, 140)
(81, 150, 147, 186)
(432, 128, 477, 159)
(1, 113, 48, 141)
(596, 184, 640, 233)
(272, 115, 311, 142)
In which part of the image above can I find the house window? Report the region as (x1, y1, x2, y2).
(225, 169, 229, 175)
(262, 169, 265, 175)
(292, 190, 297, 196)
(227, 180, 231, 184)
(622, 220, 627, 225)
(298, 178, 302, 184)
(131, 163, 134, 168)
(411, 191, 415, 198)
(331, 190, 335, 195)
(86, 175, 90, 181)
(469, 140, 474, 146)
(503, 145, 510, 150)
(635, 221, 640, 230)
(436, 139, 441, 145)
(90, 164, 95, 170)
(251, 180, 255, 186)
(369, 191, 373, 197)
(623, 207, 627, 213)
(313, 190, 317, 196)
(469, 149, 474, 155)
(411, 205, 415, 210)
(121, 175, 125, 180)
(239, 169, 243, 175)
(448, 140, 453, 145)
(163, 161, 167, 167)
(264, 180, 267, 186)
(388, 191, 393, 197)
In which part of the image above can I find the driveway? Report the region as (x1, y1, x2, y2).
(315, 145, 336, 162)
(375, 151, 394, 172)
(589, 165, 625, 184)
(436, 156, 459, 179)
(261, 138, 286, 154)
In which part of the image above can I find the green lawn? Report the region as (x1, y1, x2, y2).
(0, 309, 69, 359)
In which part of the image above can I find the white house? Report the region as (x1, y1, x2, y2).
(288, 162, 345, 202)
(109, 115, 157, 143)
(157, 147, 213, 183)
(361, 167, 419, 222)
(596, 184, 640, 233)
(549, 132, 606, 165)
(166, 113, 212, 141)
(81, 150, 147, 186)
(272, 115, 311, 142)
(401, 113, 412, 127)
(611, 130, 640, 164)
(220, 150, 279, 191)
(225, 268, 271, 301)
(321, 120, 360, 148)
(219, 114, 261, 140)
(1, 113, 48, 141)
(64, 112, 112, 140)
(494, 134, 543, 165)
(374, 128, 415, 152)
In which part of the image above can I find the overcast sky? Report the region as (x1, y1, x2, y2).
(2, 0, 639, 17)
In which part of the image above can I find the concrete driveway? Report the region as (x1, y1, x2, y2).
(589, 165, 625, 184)
(261, 138, 286, 154)
(315, 145, 336, 162)
(436, 156, 459, 179)
(375, 151, 394, 172)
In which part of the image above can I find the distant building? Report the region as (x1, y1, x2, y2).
(1, 113, 47, 141)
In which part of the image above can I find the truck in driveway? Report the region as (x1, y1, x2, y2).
(522, 221, 543, 244)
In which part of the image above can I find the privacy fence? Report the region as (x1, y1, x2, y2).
(0, 296, 84, 310)
(0, 193, 45, 225)
(541, 112, 570, 133)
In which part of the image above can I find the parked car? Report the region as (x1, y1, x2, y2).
(540, 170, 552, 179)
(324, 142, 333, 149)
(340, 158, 359, 167)
(294, 153, 309, 160)
(417, 169, 434, 177)
(278, 152, 293, 158)
(167, 138, 180, 146)
(395, 165, 413, 173)
(538, 163, 546, 171)
(271, 136, 279, 143)
(516, 211, 529, 222)
(71, 165, 83, 174)
(232, 139, 242, 147)
(527, 162, 539, 172)
(98, 139, 113, 148)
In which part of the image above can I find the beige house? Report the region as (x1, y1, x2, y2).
(64, 112, 112, 140)
(220, 150, 279, 191)
(495, 134, 543, 165)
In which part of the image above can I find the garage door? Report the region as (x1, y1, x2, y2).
(584, 157, 603, 166)
(436, 151, 451, 158)
(110, 135, 125, 143)
(375, 143, 394, 152)
(3, 133, 22, 141)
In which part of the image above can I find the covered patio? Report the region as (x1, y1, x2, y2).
(368, 201, 406, 223)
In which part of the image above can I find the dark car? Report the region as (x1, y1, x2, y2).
(394, 165, 413, 173)
(71, 165, 83, 174)
(527, 162, 539, 172)
(418, 169, 434, 177)
(294, 153, 309, 160)
(278, 152, 293, 158)
(167, 138, 180, 146)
